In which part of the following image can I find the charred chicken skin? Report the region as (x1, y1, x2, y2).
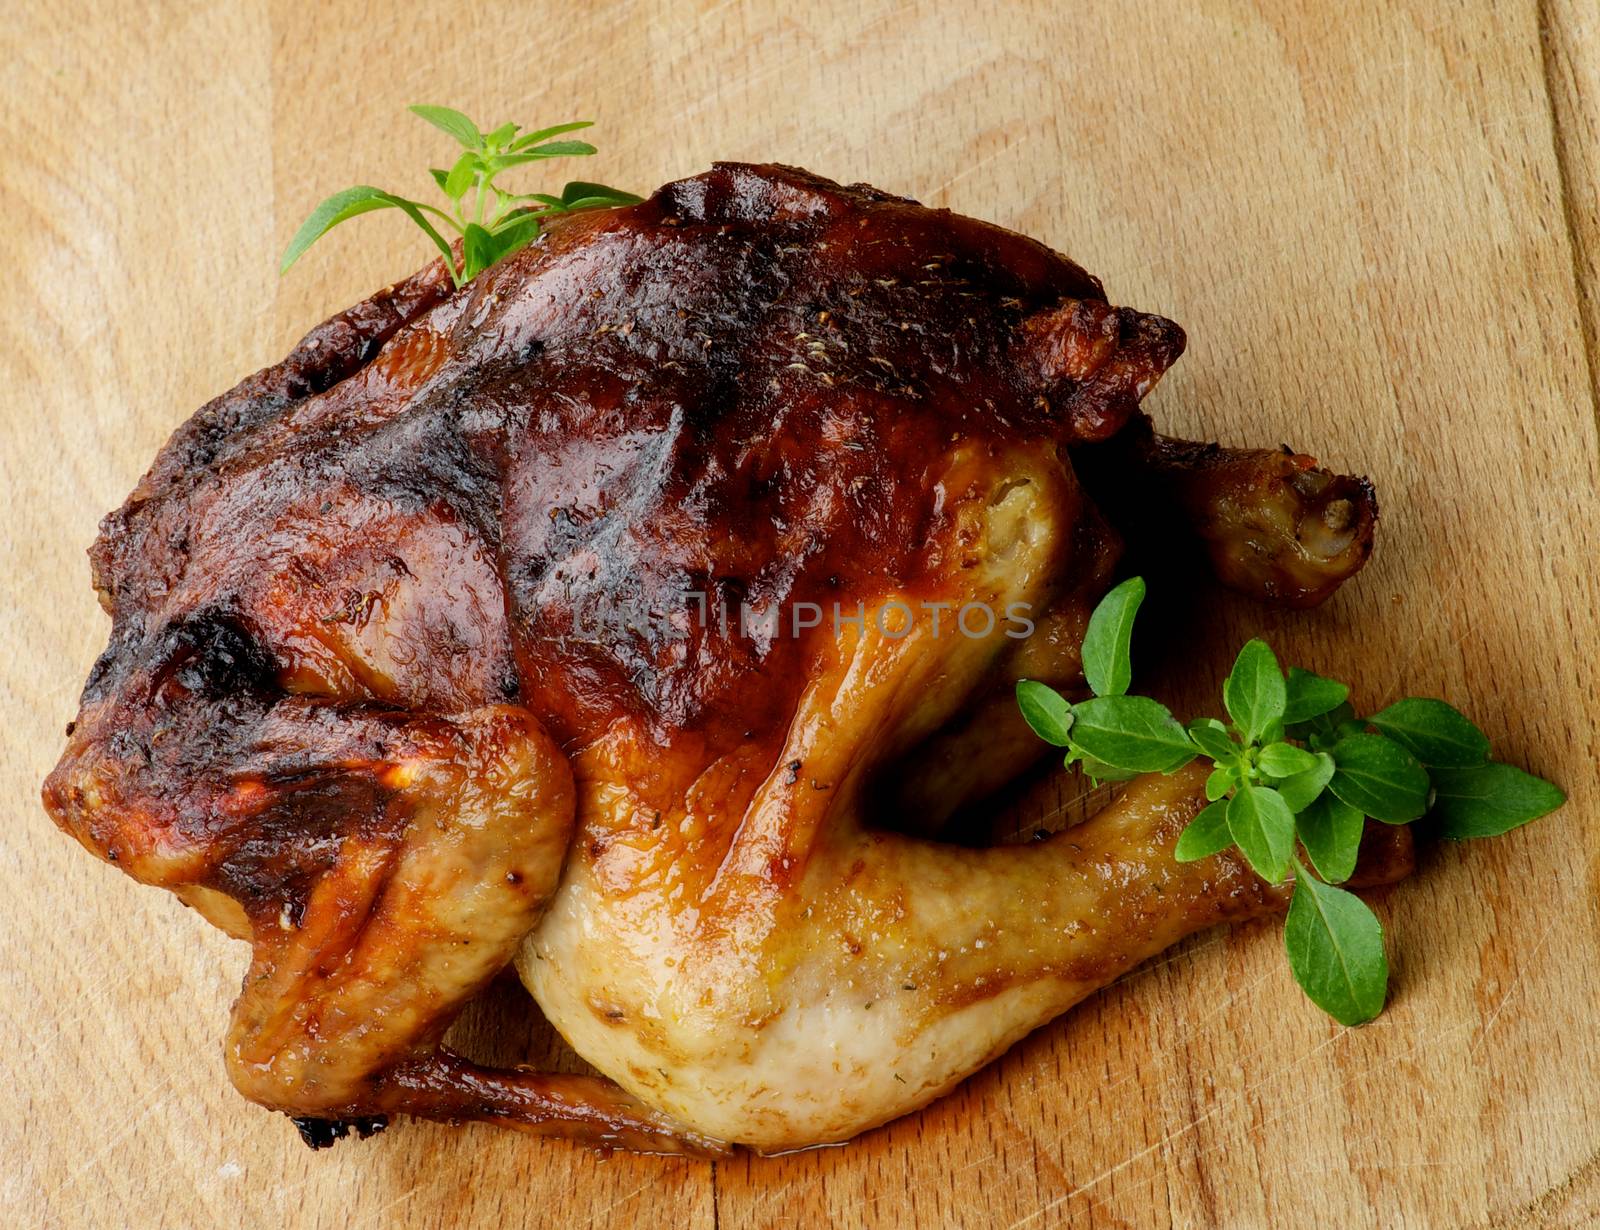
(44, 164, 1391, 1155)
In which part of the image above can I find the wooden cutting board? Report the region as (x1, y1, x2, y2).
(3, 2, 1596, 1226)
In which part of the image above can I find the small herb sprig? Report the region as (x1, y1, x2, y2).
(1016, 577, 1565, 1025)
(280, 106, 641, 289)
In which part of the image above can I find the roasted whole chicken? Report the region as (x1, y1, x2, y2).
(44, 164, 1398, 1155)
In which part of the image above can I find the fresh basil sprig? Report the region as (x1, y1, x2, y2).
(1017, 576, 1565, 1025)
(281, 106, 641, 289)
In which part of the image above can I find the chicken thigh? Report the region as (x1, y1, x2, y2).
(44, 163, 1388, 1154)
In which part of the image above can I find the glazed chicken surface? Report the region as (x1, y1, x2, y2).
(44, 163, 1395, 1155)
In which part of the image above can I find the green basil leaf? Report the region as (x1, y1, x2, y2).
(1276, 751, 1336, 812)
(489, 142, 597, 174)
(1069, 695, 1196, 774)
(1328, 733, 1431, 823)
(444, 150, 480, 200)
(1080, 576, 1145, 697)
(485, 210, 542, 253)
(280, 186, 401, 273)
(1075, 755, 1143, 784)
(1205, 764, 1237, 802)
(1257, 741, 1319, 779)
(409, 104, 483, 148)
(1224, 639, 1287, 743)
(1431, 762, 1565, 838)
(461, 222, 496, 282)
(559, 195, 627, 211)
(1188, 717, 1237, 764)
(462, 215, 540, 276)
(1299, 699, 1358, 748)
(1295, 792, 1364, 883)
(280, 186, 456, 276)
(1175, 799, 1233, 862)
(429, 167, 451, 192)
(1284, 871, 1387, 1025)
(523, 139, 598, 157)
(1226, 784, 1296, 882)
(484, 120, 519, 150)
(1016, 680, 1074, 747)
(1368, 698, 1490, 768)
(1283, 667, 1350, 725)
(508, 120, 596, 151)
(560, 182, 644, 208)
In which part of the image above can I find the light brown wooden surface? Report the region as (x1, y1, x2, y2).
(2, 2, 1597, 1226)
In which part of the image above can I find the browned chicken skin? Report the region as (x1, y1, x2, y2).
(43, 164, 1390, 1154)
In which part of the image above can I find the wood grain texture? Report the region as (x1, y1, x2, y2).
(1, 1, 1595, 1226)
